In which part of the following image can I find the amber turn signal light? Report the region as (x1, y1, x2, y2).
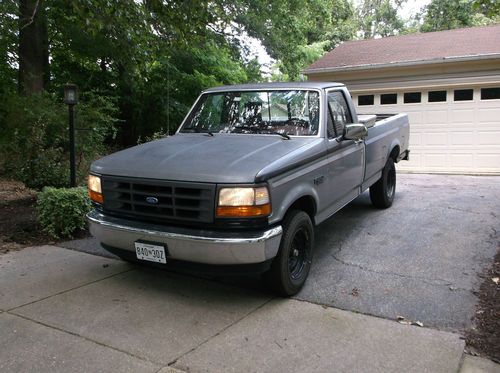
(216, 204, 271, 218)
(89, 190, 104, 204)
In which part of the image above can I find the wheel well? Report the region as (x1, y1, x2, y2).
(288, 196, 316, 223)
(390, 145, 400, 163)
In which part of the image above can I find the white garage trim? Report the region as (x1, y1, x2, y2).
(303, 53, 500, 74)
(348, 77, 500, 94)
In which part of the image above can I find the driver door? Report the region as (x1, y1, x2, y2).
(324, 90, 365, 215)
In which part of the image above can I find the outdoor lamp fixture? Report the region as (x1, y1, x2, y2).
(64, 83, 78, 105)
(64, 84, 78, 187)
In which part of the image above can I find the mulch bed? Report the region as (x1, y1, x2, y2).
(0, 178, 52, 253)
(466, 248, 500, 363)
(0, 178, 87, 254)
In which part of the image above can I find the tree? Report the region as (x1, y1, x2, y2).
(420, 0, 499, 32)
(357, 0, 406, 39)
(237, 0, 357, 80)
(18, 0, 49, 95)
(0, 0, 18, 96)
(473, 0, 500, 18)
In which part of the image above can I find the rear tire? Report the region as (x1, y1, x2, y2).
(370, 158, 396, 208)
(265, 210, 314, 297)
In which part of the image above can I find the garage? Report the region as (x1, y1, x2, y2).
(304, 25, 500, 174)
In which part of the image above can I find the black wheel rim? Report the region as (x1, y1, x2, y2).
(288, 227, 309, 280)
(386, 167, 396, 199)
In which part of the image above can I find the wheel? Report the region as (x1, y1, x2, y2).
(265, 210, 314, 296)
(370, 157, 396, 208)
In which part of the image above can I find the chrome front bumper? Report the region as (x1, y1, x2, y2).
(87, 210, 282, 265)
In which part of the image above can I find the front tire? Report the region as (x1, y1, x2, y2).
(370, 158, 396, 208)
(265, 210, 314, 296)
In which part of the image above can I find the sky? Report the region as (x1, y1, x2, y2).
(400, 0, 432, 18)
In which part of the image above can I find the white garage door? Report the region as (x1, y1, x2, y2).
(354, 86, 500, 174)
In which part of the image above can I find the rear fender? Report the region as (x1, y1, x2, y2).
(388, 139, 401, 163)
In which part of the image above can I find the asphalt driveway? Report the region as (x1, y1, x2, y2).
(298, 173, 500, 331)
(63, 173, 500, 332)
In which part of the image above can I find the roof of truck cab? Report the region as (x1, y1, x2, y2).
(203, 82, 344, 93)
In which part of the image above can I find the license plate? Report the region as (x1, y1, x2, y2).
(134, 242, 167, 264)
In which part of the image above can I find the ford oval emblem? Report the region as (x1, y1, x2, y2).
(146, 196, 159, 204)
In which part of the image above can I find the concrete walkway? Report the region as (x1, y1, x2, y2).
(0, 245, 493, 373)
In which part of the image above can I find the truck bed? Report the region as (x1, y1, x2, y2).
(363, 113, 410, 187)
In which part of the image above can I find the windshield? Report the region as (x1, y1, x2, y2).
(180, 90, 320, 136)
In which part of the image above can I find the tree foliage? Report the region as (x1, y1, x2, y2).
(238, 0, 356, 80)
(473, 0, 500, 18)
(356, 0, 406, 39)
(420, 0, 499, 32)
(1, 0, 361, 146)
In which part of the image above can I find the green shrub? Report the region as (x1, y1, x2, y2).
(37, 187, 91, 239)
(0, 91, 117, 189)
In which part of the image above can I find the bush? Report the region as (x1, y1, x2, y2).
(37, 187, 91, 239)
(0, 91, 117, 190)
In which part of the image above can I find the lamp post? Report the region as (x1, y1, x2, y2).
(64, 84, 78, 187)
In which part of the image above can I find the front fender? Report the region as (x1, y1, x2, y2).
(268, 181, 320, 225)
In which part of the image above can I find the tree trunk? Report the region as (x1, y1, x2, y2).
(18, 0, 48, 95)
(117, 62, 135, 146)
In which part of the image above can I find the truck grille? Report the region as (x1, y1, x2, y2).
(101, 176, 215, 224)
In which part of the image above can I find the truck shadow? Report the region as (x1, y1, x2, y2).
(313, 191, 377, 261)
(208, 191, 380, 294)
(118, 191, 382, 296)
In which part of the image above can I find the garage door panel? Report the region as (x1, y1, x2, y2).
(409, 131, 423, 144)
(425, 132, 448, 146)
(425, 153, 447, 168)
(425, 110, 448, 124)
(476, 153, 500, 170)
(478, 131, 500, 145)
(478, 107, 500, 122)
(355, 86, 499, 174)
(407, 111, 423, 124)
(450, 132, 475, 145)
(452, 109, 475, 123)
(449, 154, 474, 168)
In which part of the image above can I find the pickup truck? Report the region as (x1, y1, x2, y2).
(87, 82, 409, 296)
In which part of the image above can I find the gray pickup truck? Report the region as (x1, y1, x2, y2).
(87, 82, 409, 295)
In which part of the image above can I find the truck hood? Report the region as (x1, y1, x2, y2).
(91, 133, 325, 183)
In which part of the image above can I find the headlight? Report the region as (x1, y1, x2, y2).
(88, 174, 103, 204)
(216, 186, 271, 218)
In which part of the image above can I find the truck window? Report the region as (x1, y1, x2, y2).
(327, 91, 353, 138)
(181, 90, 320, 136)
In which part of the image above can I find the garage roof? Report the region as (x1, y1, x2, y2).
(304, 25, 500, 73)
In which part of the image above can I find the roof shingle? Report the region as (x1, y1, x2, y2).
(305, 25, 500, 72)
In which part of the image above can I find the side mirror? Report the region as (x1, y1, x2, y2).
(343, 123, 368, 141)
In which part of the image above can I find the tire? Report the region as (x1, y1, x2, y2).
(265, 210, 314, 296)
(370, 157, 396, 208)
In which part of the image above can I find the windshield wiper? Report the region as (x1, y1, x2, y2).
(181, 127, 200, 133)
(271, 131, 290, 140)
(182, 127, 213, 136)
